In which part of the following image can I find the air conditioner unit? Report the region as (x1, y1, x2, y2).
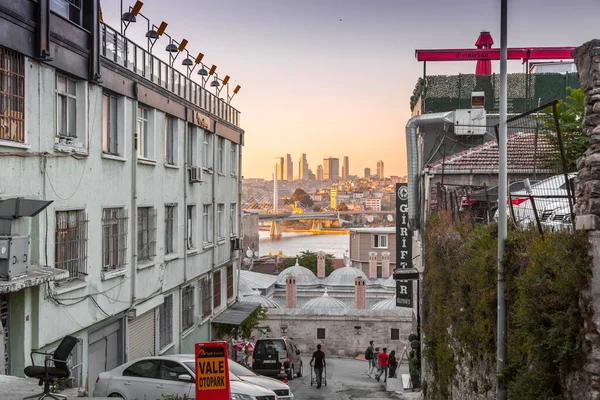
(188, 166, 203, 183)
(231, 237, 242, 250)
(453, 108, 487, 136)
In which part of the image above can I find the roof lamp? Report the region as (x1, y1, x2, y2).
(198, 67, 208, 76)
(210, 78, 220, 87)
(182, 58, 193, 66)
(195, 53, 204, 64)
(121, 12, 137, 22)
(165, 43, 178, 52)
(222, 75, 230, 86)
(208, 65, 217, 75)
(156, 22, 168, 36)
(131, 1, 144, 16)
(145, 30, 159, 39)
(233, 85, 241, 94)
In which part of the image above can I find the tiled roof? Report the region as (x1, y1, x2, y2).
(428, 132, 557, 173)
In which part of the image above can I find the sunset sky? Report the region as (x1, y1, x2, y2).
(102, 0, 599, 180)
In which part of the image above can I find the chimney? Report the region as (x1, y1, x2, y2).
(354, 276, 366, 309)
(285, 275, 297, 308)
(317, 251, 326, 278)
(368, 252, 378, 279)
(381, 251, 391, 278)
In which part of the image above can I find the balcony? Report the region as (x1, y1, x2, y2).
(100, 23, 240, 128)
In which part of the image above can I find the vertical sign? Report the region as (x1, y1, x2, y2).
(195, 341, 230, 400)
(396, 183, 414, 308)
(396, 183, 413, 269)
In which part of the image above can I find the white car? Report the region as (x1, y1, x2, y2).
(542, 204, 574, 232)
(93, 354, 277, 400)
(228, 359, 293, 400)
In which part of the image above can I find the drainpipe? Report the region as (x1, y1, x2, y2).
(180, 109, 189, 353)
(236, 136, 243, 301)
(130, 84, 139, 307)
(210, 133, 217, 342)
(405, 111, 455, 231)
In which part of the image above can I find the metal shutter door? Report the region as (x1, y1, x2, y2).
(128, 309, 156, 360)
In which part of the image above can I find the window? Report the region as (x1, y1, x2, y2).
(203, 132, 212, 169)
(102, 208, 128, 271)
(213, 270, 221, 309)
(200, 276, 211, 319)
(187, 205, 195, 250)
(164, 205, 176, 255)
(159, 360, 188, 381)
(372, 234, 388, 249)
(227, 265, 234, 300)
(0, 47, 24, 143)
(217, 137, 224, 173)
(56, 75, 77, 139)
(137, 207, 157, 262)
(137, 106, 150, 159)
(230, 143, 238, 175)
(50, 0, 82, 25)
(123, 359, 160, 378)
(159, 294, 173, 350)
(217, 204, 224, 240)
(391, 328, 400, 341)
(102, 93, 118, 155)
(317, 328, 326, 339)
(164, 116, 176, 165)
(230, 203, 237, 237)
(203, 204, 212, 244)
(186, 123, 199, 168)
(55, 210, 88, 278)
(182, 285, 195, 331)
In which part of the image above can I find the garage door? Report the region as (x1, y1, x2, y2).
(88, 320, 121, 396)
(128, 308, 156, 361)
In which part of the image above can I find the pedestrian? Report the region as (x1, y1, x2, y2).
(375, 347, 389, 382)
(310, 344, 326, 389)
(365, 340, 376, 377)
(388, 350, 397, 378)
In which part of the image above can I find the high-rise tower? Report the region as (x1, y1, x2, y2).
(323, 157, 340, 181)
(376, 160, 384, 179)
(342, 156, 349, 180)
(284, 154, 293, 181)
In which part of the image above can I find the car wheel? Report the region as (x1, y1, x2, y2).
(108, 394, 123, 398)
(288, 365, 294, 380)
(297, 361, 303, 377)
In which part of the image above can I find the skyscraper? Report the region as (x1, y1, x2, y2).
(277, 157, 284, 181)
(284, 154, 293, 181)
(323, 157, 340, 181)
(317, 165, 324, 181)
(299, 153, 309, 180)
(342, 156, 349, 180)
(377, 160, 384, 179)
(364, 168, 371, 178)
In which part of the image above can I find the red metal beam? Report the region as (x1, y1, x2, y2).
(415, 47, 575, 62)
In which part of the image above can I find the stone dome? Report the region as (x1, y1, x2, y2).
(240, 294, 281, 309)
(371, 298, 397, 310)
(276, 260, 320, 287)
(302, 289, 349, 310)
(383, 275, 395, 289)
(326, 266, 368, 287)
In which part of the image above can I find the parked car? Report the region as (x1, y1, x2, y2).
(93, 354, 277, 400)
(228, 358, 294, 400)
(542, 204, 574, 231)
(460, 180, 538, 221)
(252, 337, 303, 379)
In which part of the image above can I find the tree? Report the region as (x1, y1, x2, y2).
(541, 87, 587, 173)
(278, 250, 335, 276)
(291, 188, 314, 207)
(337, 202, 349, 211)
(312, 205, 323, 212)
(213, 305, 268, 341)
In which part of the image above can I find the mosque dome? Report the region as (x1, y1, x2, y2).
(302, 289, 349, 310)
(240, 294, 281, 309)
(276, 260, 320, 287)
(326, 266, 368, 287)
(371, 298, 397, 310)
(383, 275, 396, 289)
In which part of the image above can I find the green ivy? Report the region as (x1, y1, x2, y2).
(422, 212, 591, 399)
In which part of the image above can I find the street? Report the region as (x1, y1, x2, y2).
(287, 356, 409, 400)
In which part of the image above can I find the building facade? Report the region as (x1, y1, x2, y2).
(0, 0, 245, 394)
(377, 160, 384, 179)
(284, 153, 293, 181)
(299, 153, 309, 180)
(349, 228, 396, 277)
(342, 156, 349, 180)
(317, 165, 324, 181)
(323, 157, 340, 181)
(364, 168, 371, 178)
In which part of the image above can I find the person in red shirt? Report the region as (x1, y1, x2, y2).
(375, 347, 389, 382)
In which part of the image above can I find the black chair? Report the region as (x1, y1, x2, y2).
(23, 335, 79, 400)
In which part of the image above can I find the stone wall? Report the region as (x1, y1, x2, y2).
(570, 39, 600, 399)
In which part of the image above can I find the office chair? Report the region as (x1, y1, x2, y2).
(23, 335, 79, 400)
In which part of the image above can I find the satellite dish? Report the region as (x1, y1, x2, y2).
(246, 249, 253, 258)
(254, 251, 260, 257)
(387, 214, 393, 222)
(367, 215, 374, 223)
(243, 258, 250, 264)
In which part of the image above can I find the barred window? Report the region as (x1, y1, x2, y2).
(159, 294, 173, 350)
(203, 204, 212, 244)
(317, 328, 326, 339)
(165, 116, 176, 165)
(230, 203, 237, 237)
(164, 205, 175, 255)
(102, 208, 128, 270)
(217, 137, 224, 173)
(182, 285, 195, 331)
(187, 205, 195, 250)
(391, 328, 400, 341)
(0, 47, 24, 143)
(102, 93, 118, 155)
(137, 207, 156, 262)
(55, 210, 88, 278)
(213, 270, 221, 309)
(217, 204, 224, 239)
(227, 265, 234, 300)
(200, 276, 211, 319)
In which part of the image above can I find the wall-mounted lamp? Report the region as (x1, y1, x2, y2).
(280, 324, 288, 334)
(121, 0, 143, 34)
(354, 325, 362, 335)
(227, 84, 242, 104)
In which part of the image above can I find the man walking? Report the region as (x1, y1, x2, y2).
(365, 340, 376, 377)
(310, 344, 326, 389)
(375, 347, 389, 383)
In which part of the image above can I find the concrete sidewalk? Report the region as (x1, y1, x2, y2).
(0, 375, 111, 400)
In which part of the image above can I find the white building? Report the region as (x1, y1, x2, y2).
(0, 1, 249, 394)
(364, 197, 382, 211)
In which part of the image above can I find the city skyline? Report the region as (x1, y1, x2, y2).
(271, 153, 391, 180)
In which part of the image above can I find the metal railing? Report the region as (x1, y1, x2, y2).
(100, 23, 240, 128)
